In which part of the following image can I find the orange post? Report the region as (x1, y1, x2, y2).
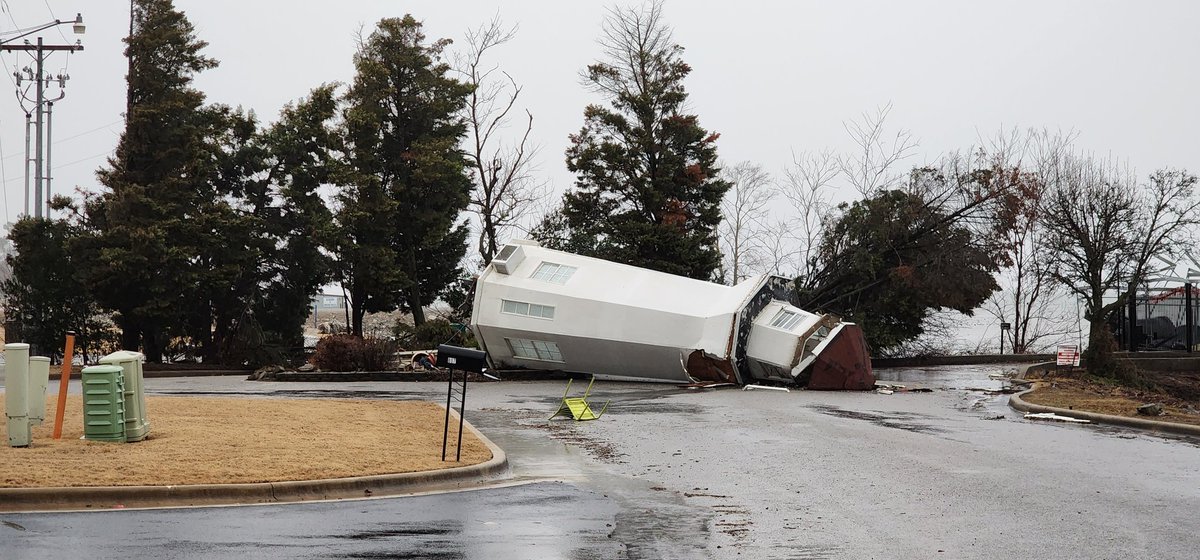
(52, 331, 75, 439)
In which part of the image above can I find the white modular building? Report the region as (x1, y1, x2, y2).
(469, 240, 873, 389)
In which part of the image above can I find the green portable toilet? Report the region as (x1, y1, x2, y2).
(81, 365, 125, 443)
(99, 351, 148, 441)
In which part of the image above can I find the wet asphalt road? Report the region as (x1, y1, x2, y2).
(0, 482, 622, 559)
(3, 364, 1199, 559)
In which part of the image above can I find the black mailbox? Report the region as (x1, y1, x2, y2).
(436, 345, 488, 373)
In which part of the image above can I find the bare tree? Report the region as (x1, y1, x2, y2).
(456, 17, 547, 264)
(718, 162, 777, 283)
(840, 102, 918, 199)
(1040, 147, 1200, 376)
(780, 150, 838, 280)
(979, 129, 1079, 353)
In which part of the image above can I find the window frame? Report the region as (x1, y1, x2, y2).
(769, 309, 803, 331)
(530, 261, 577, 285)
(501, 299, 555, 320)
(506, 337, 564, 362)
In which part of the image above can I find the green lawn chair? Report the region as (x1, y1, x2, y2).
(550, 375, 610, 421)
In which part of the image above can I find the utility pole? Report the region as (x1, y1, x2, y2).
(2, 14, 84, 220)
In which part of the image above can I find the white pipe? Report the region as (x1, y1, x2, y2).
(5, 343, 31, 447)
(742, 384, 790, 392)
(27, 356, 51, 426)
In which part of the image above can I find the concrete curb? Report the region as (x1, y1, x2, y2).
(0, 414, 509, 513)
(1010, 362, 1200, 437)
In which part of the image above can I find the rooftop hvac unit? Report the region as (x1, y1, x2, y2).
(492, 243, 525, 275)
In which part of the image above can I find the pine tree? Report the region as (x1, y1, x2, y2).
(249, 86, 339, 355)
(86, 0, 218, 361)
(4, 210, 111, 361)
(334, 16, 472, 333)
(549, 1, 728, 280)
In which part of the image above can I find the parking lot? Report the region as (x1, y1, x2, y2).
(3, 365, 1199, 559)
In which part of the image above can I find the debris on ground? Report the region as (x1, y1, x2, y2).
(873, 383, 935, 395)
(677, 382, 737, 390)
(1024, 412, 1091, 424)
(982, 413, 1006, 420)
(1136, 403, 1165, 416)
(743, 384, 790, 392)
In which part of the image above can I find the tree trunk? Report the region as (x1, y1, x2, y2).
(481, 214, 498, 265)
(1083, 320, 1118, 378)
(408, 284, 426, 327)
(142, 328, 164, 363)
(351, 302, 365, 338)
(204, 309, 221, 364)
(120, 322, 140, 353)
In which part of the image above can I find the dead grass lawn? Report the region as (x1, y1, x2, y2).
(0, 396, 490, 488)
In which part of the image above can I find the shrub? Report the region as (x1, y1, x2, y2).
(394, 318, 476, 351)
(312, 334, 365, 371)
(311, 334, 398, 371)
(358, 337, 398, 371)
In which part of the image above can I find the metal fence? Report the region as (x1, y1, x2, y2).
(1115, 286, 1199, 351)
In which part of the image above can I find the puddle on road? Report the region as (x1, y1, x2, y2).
(809, 405, 946, 434)
(329, 523, 463, 560)
(874, 364, 1020, 392)
(338, 526, 458, 539)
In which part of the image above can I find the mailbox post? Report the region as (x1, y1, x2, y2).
(436, 344, 487, 462)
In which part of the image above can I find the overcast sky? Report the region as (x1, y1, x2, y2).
(2, 0, 1197, 349)
(2, 0, 1199, 227)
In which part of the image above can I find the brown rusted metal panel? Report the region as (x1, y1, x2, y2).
(685, 350, 738, 383)
(807, 324, 874, 390)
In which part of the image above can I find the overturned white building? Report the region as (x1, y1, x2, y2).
(469, 240, 873, 389)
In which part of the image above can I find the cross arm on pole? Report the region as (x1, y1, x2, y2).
(1, 44, 84, 53)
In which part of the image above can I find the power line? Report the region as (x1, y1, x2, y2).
(0, 148, 111, 185)
(0, 119, 121, 161)
(0, 0, 20, 88)
(1, 0, 19, 31)
(0, 117, 8, 222)
(41, 0, 68, 43)
(39, 1, 70, 78)
(2, 27, 85, 219)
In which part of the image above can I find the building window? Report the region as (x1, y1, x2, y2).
(769, 309, 803, 330)
(501, 299, 555, 319)
(531, 262, 577, 284)
(506, 338, 564, 362)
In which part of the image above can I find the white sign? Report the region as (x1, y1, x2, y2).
(1056, 344, 1080, 367)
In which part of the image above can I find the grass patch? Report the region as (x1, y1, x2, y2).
(0, 396, 490, 488)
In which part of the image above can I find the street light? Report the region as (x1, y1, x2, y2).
(0, 14, 84, 46)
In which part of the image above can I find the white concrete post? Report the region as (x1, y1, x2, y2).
(5, 343, 31, 447)
(28, 356, 51, 426)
